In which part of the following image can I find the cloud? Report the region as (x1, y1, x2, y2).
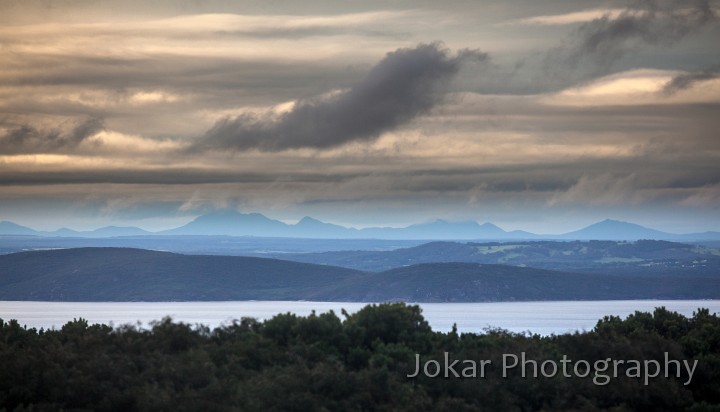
(540, 69, 720, 106)
(0, 1, 718, 232)
(0, 117, 104, 155)
(530, 0, 719, 91)
(679, 183, 720, 207)
(662, 69, 720, 95)
(505, 8, 628, 26)
(547, 174, 647, 206)
(460, 1, 719, 96)
(562, 0, 716, 70)
(194, 43, 486, 151)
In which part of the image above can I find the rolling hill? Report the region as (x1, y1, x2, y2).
(316, 262, 720, 302)
(258, 239, 720, 275)
(0, 248, 363, 301)
(1, 248, 718, 302)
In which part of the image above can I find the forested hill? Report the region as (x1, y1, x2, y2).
(0, 248, 364, 301)
(258, 239, 720, 274)
(2, 248, 720, 302)
(316, 263, 720, 302)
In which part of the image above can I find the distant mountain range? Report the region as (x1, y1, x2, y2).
(1, 248, 718, 302)
(0, 221, 151, 238)
(1, 211, 719, 241)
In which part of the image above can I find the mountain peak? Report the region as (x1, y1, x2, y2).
(297, 216, 323, 225)
(562, 219, 668, 240)
(163, 210, 289, 236)
(0, 221, 37, 236)
(598, 219, 633, 225)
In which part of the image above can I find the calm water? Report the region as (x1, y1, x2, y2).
(2, 300, 719, 335)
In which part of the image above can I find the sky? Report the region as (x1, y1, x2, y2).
(0, 0, 719, 233)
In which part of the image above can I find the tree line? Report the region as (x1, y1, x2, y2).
(1, 303, 719, 411)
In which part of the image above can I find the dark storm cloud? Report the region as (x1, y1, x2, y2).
(0, 117, 104, 155)
(577, 1, 714, 57)
(548, 0, 717, 82)
(450, 0, 720, 95)
(662, 69, 720, 95)
(194, 43, 486, 151)
(470, 0, 720, 95)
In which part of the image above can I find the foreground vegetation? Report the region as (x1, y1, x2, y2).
(1, 304, 719, 411)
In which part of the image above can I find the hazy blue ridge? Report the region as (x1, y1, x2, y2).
(0, 221, 36, 236)
(2, 211, 720, 240)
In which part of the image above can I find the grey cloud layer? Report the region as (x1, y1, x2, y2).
(0, 1, 718, 230)
(545, 0, 717, 85)
(574, 0, 715, 60)
(0, 118, 104, 155)
(467, 0, 719, 95)
(196, 44, 485, 151)
(663, 69, 720, 94)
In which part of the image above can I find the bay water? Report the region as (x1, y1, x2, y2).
(2, 300, 719, 335)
